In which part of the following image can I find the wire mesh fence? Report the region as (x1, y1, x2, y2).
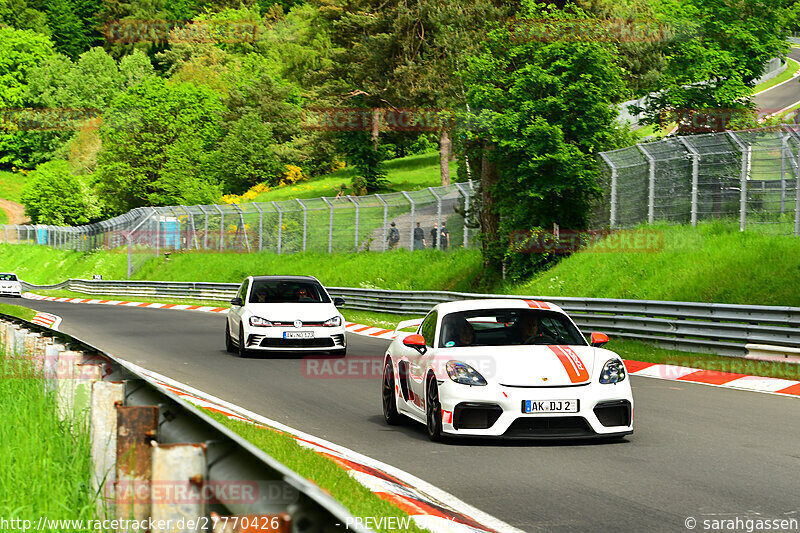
(598, 125, 800, 235)
(0, 183, 478, 277)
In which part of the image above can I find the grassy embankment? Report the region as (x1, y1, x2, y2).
(0, 309, 98, 529)
(251, 152, 452, 203)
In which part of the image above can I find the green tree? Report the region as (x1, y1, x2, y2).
(465, 3, 634, 279)
(96, 77, 225, 213)
(21, 159, 101, 224)
(0, 0, 50, 34)
(211, 112, 285, 193)
(635, 0, 792, 131)
(0, 28, 56, 167)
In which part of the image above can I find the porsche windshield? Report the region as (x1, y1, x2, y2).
(249, 280, 330, 304)
(438, 309, 587, 348)
(0, 274, 18, 281)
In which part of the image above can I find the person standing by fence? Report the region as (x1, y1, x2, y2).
(413, 222, 426, 250)
(440, 222, 450, 250)
(430, 222, 438, 249)
(387, 222, 400, 249)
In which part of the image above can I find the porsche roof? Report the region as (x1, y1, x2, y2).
(434, 298, 565, 315)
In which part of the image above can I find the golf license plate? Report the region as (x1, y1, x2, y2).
(284, 331, 313, 339)
(523, 400, 578, 413)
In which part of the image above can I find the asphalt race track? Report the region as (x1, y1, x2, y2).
(755, 48, 800, 115)
(13, 299, 800, 532)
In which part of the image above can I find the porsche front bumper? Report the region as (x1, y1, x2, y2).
(437, 380, 633, 439)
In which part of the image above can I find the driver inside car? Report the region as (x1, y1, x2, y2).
(517, 314, 556, 345)
(443, 316, 475, 347)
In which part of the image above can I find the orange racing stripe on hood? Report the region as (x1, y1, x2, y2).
(549, 345, 590, 383)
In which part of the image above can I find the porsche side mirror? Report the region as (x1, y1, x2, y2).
(402, 333, 427, 354)
(590, 331, 610, 348)
(333, 297, 345, 308)
(230, 297, 243, 307)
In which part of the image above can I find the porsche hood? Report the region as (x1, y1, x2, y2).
(437, 345, 600, 387)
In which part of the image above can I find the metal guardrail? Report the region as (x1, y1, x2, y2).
(21, 279, 800, 357)
(0, 311, 371, 532)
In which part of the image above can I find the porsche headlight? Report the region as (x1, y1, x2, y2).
(323, 316, 342, 327)
(599, 359, 626, 384)
(446, 361, 487, 386)
(249, 316, 273, 327)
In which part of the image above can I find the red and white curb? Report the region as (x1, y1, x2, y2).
(624, 360, 800, 398)
(345, 322, 398, 340)
(117, 359, 521, 533)
(24, 292, 229, 314)
(31, 312, 61, 330)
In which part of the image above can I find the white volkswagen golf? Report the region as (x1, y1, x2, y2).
(0, 273, 22, 298)
(382, 299, 633, 441)
(225, 276, 347, 357)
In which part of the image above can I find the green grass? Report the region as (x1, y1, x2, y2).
(632, 122, 675, 140)
(0, 169, 29, 203)
(0, 302, 37, 321)
(208, 412, 428, 533)
(0, 345, 98, 529)
(0, 244, 482, 291)
(753, 58, 800, 94)
(252, 152, 453, 202)
(507, 222, 800, 307)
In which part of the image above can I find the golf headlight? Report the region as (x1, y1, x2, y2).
(446, 361, 487, 386)
(249, 316, 273, 327)
(323, 316, 342, 327)
(599, 359, 626, 384)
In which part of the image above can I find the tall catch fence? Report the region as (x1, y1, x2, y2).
(1, 183, 478, 277)
(598, 125, 800, 235)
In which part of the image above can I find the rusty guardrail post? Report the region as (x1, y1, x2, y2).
(91, 381, 125, 517)
(115, 404, 159, 529)
(150, 443, 207, 532)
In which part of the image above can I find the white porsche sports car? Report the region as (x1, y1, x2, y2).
(381, 299, 633, 441)
(226, 275, 347, 357)
(0, 273, 22, 298)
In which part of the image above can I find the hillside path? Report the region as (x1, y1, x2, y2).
(0, 198, 27, 225)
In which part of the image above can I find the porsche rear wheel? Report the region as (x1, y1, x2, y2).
(382, 360, 402, 425)
(426, 376, 443, 442)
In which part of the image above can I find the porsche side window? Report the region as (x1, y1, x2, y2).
(419, 311, 438, 347)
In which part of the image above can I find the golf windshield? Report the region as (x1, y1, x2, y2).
(249, 280, 330, 304)
(0, 274, 17, 281)
(438, 309, 587, 348)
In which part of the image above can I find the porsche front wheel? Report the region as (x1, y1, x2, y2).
(426, 377, 443, 442)
(382, 360, 402, 425)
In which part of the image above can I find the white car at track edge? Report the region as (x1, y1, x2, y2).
(226, 275, 347, 357)
(381, 299, 633, 441)
(0, 273, 22, 297)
